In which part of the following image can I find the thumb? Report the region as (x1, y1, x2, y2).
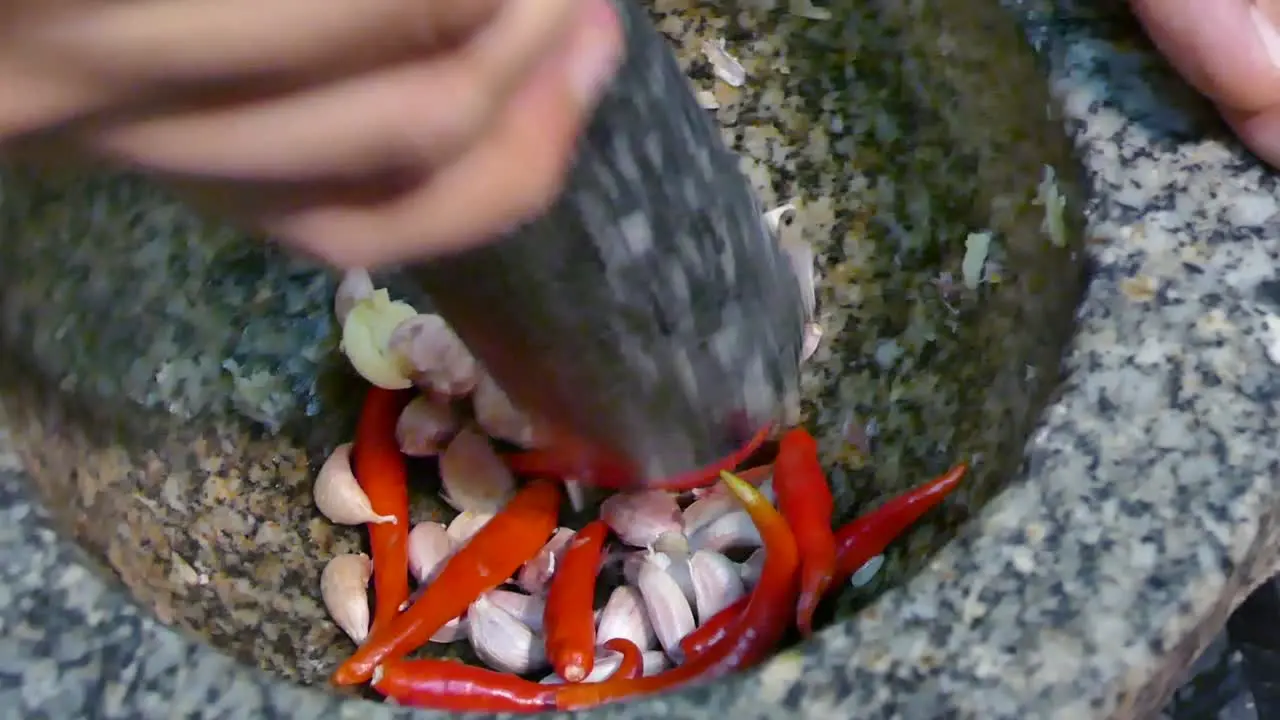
(1130, 0, 1280, 113)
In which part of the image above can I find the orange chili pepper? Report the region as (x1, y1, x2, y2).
(554, 471, 799, 710)
(830, 462, 968, 588)
(602, 638, 644, 680)
(372, 660, 554, 711)
(544, 519, 610, 682)
(676, 595, 748, 661)
(333, 479, 562, 685)
(353, 387, 412, 635)
(504, 425, 772, 491)
(772, 428, 836, 636)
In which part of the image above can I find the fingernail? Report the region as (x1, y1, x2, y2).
(568, 0, 624, 107)
(1251, 2, 1280, 68)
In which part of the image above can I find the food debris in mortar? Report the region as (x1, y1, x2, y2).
(310, 198, 969, 710)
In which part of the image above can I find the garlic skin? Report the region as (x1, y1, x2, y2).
(472, 373, 549, 448)
(801, 322, 824, 364)
(690, 551, 747, 621)
(314, 443, 396, 526)
(540, 650, 668, 684)
(396, 395, 460, 457)
(320, 553, 372, 644)
(468, 595, 549, 674)
(446, 511, 495, 546)
(438, 428, 517, 514)
(408, 522, 454, 584)
(516, 527, 576, 594)
(334, 268, 374, 326)
(689, 510, 763, 553)
(636, 558, 696, 657)
(484, 589, 547, 633)
(430, 616, 470, 644)
(387, 314, 481, 397)
(601, 491, 684, 548)
(596, 585, 658, 652)
(739, 548, 766, 587)
(341, 289, 419, 390)
(682, 490, 737, 536)
(849, 554, 886, 588)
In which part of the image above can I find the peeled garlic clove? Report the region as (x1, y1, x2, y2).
(408, 522, 454, 584)
(438, 428, 517, 514)
(690, 550, 746, 621)
(387, 313, 481, 397)
(314, 443, 397, 526)
(682, 490, 738, 536)
(321, 553, 372, 644)
(396, 395, 460, 457)
(596, 585, 658, 652)
(341, 289, 419, 389)
(485, 589, 547, 633)
(430, 615, 469, 644)
(601, 490, 684, 548)
(472, 372, 550, 448)
(739, 548, 766, 587)
(689, 510, 763, 553)
(468, 595, 549, 674)
(446, 511, 495, 546)
(334, 268, 374, 326)
(636, 559, 696, 657)
(516, 528, 576, 594)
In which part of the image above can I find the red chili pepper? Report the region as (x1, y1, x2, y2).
(602, 638, 644, 680)
(772, 427, 836, 637)
(676, 595, 748, 661)
(504, 425, 772, 491)
(830, 462, 968, 588)
(352, 387, 412, 636)
(555, 471, 799, 710)
(333, 479, 562, 685)
(372, 660, 554, 711)
(544, 519, 610, 683)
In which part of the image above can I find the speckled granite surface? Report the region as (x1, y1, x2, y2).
(1, 1, 1279, 719)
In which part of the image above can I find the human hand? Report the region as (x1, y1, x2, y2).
(1130, 0, 1280, 166)
(0, 0, 623, 268)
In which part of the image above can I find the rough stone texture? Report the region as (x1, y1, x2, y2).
(0, 1, 1275, 719)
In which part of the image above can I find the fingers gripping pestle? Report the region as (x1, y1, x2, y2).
(403, 0, 805, 487)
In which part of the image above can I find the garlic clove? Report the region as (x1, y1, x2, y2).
(408, 522, 454, 584)
(472, 372, 550, 448)
(446, 510, 495, 546)
(739, 548, 766, 587)
(313, 443, 397, 526)
(341, 289, 419, 390)
(430, 615, 469, 644)
(564, 479, 588, 513)
(762, 202, 798, 235)
(601, 490, 684, 548)
(689, 510, 763, 553)
(681, 489, 738, 536)
(636, 559, 696, 658)
(468, 594, 549, 674)
(641, 547, 697, 608)
(387, 313, 481, 397)
(690, 550, 747, 621)
(652, 531, 690, 557)
(516, 527, 576, 594)
(320, 553, 372, 644)
(334, 268, 374, 326)
(438, 428, 517, 514)
(596, 585, 658, 652)
(396, 394, 460, 457)
(539, 649, 669, 684)
(484, 589, 547, 633)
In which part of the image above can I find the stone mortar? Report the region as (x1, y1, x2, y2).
(0, 0, 1277, 718)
